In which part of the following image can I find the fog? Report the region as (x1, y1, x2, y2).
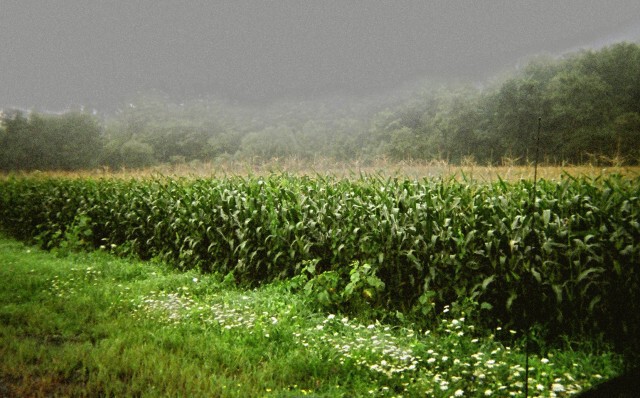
(2, 1, 640, 112)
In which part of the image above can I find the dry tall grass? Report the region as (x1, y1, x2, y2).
(3, 157, 639, 181)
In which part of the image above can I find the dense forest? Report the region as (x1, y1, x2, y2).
(1, 42, 639, 171)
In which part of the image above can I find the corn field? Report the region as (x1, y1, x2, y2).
(0, 174, 638, 358)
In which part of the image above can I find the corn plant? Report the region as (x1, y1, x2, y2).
(1, 174, 638, 362)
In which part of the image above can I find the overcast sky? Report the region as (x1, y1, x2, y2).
(2, 1, 640, 111)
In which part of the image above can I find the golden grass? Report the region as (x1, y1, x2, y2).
(3, 158, 640, 181)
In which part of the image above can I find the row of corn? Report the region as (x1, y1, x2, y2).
(0, 174, 638, 355)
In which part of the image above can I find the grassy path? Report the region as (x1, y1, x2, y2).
(0, 236, 622, 397)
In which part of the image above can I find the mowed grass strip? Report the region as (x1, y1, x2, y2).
(0, 236, 342, 397)
(0, 235, 624, 397)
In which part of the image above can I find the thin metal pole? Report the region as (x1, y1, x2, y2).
(532, 117, 541, 199)
(525, 117, 542, 398)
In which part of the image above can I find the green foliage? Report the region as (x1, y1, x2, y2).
(303, 268, 342, 310)
(613, 112, 640, 161)
(343, 261, 385, 307)
(1, 174, 639, 365)
(0, 110, 102, 171)
(45, 214, 94, 257)
(298, 260, 386, 314)
(2, 42, 639, 170)
(0, 235, 624, 397)
(119, 140, 156, 168)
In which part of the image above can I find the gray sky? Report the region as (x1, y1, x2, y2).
(2, 1, 640, 111)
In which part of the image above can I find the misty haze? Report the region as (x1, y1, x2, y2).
(2, 2, 640, 171)
(1, 2, 640, 397)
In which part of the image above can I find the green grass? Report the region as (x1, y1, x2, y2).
(0, 234, 624, 397)
(3, 174, 638, 353)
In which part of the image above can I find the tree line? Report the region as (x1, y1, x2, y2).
(2, 42, 639, 171)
